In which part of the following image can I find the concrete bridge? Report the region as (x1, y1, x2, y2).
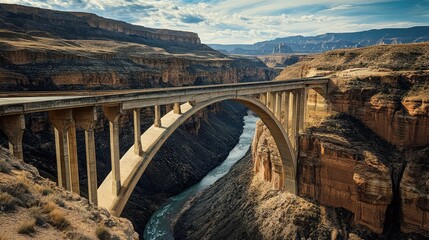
(0, 78, 328, 216)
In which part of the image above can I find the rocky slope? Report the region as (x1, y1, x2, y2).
(248, 42, 429, 237)
(174, 152, 380, 240)
(210, 26, 429, 54)
(0, 146, 138, 240)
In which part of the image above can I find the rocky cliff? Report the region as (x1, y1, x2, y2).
(174, 152, 381, 240)
(0, 147, 138, 239)
(249, 43, 429, 237)
(0, 4, 274, 91)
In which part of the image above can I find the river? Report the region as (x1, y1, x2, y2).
(143, 111, 259, 239)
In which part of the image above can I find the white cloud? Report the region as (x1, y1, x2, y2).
(2, 0, 427, 44)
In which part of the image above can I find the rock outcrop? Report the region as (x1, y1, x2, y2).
(251, 43, 429, 237)
(400, 148, 429, 236)
(174, 153, 380, 240)
(0, 147, 138, 239)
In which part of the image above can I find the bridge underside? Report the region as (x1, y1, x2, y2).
(0, 79, 329, 216)
(98, 96, 297, 216)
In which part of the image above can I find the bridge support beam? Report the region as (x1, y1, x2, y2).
(291, 91, 299, 149)
(154, 105, 162, 127)
(0, 114, 25, 160)
(103, 105, 123, 196)
(267, 92, 275, 112)
(283, 92, 290, 132)
(133, 109, 143, 156)
(275, 92, 282, 119)
(49, 110, 80, 194)
(74, 107, 98, 205)
(299, 88, 308, 132)
(259, 93, 267, 105)
(173, 102, 182, 114)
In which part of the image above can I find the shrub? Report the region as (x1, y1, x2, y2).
(42, 201, 57, 213)
(48, 209, 70, 230)
(41, 188, 53, 196)
(29, 206, 47, 227)
(0, 192, 16, 211)
(18, 219, 36, 235)
(0, 159, 12, 174)
(4, 181, 36, 207)
(96, 226, 111, 240)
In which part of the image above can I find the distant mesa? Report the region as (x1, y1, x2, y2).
(0, 3, 201, 45)
(210, 26, 429, 55)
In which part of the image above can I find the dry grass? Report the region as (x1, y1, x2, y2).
(0, 192, 16, 211)
(48, 209, 70, 230)
(17, 218, 36, 235)
(96, 226, 111, 240)
(41, 201, 57, 213)
(0, 159, 12, 174)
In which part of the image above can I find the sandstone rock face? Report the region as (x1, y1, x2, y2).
(298, 131, 392, 234)
(400, 148, 429, 237)
(175, 153, 380, 240)
(253, 115, 393, 234)
(329, 73, 429, 148)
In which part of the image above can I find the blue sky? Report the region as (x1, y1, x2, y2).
(3, 0, 429, 44)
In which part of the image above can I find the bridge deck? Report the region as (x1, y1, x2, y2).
(0, 78, 329, 115)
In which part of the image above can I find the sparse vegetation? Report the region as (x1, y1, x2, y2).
(48, 209, 70, 230)
(0, 192, 16, 211)
(0, 158, 12, 174)
(17, 218, 36, 235)
(96, 226, 112, 240)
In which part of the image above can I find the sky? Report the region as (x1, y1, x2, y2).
(2, 0, 429, 44)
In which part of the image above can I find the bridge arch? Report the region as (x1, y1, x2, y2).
(98, 95, 296, 216)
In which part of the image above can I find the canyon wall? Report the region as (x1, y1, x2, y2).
(251, 43, 429, 237)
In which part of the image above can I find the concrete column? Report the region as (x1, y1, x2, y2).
(49, 109, 79, 193)
(74, 107, 98, 205)
(173, 102, 182, 114)
(291, 91, 300, 149)
(275, 92, 282, 119)
(133, 109, 143, 156)
(299, 88, 308, 132)
(67, 122, 79, 194)
(0, 114, 25, 160)
(267, 92, 275, 112)
(154, 105, 162, 127)
(283, 91, 290, 132)
(259, 93, 267, 105)
(103, 105, 122, 196)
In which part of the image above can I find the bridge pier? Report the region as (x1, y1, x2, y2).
(133, 109, 143, 156)
(49, 110, 80, 194)
(154, 105, 162, 127)
(283, 92, 290, 132)
(275, 92, 282, 119)
(0, 114, 25, 160)
(259, 93, 267, 105)
(103, 105, 123, 196)
(74, 107, 98, 205)
(173, 102, 182, 114)
(267, 92, 275, 112)
(299, 88, 308, 132)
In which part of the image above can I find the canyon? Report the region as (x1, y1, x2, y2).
(1, 3, 429, 240)
(176, 43, 429, 239)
